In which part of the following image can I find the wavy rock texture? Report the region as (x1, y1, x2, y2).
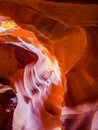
(0, 0, 98, 130)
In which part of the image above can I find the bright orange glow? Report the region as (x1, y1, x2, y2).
(0, 19, 17, 33)
(1, 21, 17, 29)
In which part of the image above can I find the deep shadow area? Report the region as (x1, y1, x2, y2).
(45, 0, 98, 4)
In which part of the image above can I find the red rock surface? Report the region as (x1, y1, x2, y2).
(0, 0, 98, 130)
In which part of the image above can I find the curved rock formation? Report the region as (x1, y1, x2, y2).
(0, 0, 98, 130)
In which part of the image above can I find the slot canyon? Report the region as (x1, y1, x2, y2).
(0, 0, 98, 130)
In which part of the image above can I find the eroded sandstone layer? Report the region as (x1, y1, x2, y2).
(0, 0, 98, 130)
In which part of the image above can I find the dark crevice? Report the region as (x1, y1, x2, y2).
(45, 0, 98, 4)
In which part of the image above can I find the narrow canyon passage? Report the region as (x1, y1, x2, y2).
(0, 1, 98, 130)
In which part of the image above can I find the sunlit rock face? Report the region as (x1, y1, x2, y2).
(0, 0, 98, 130)
(0, 21, 64, 130)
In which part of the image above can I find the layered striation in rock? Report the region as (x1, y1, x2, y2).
(0, 0, 98, 130)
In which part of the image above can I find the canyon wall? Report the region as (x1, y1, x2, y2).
(0, 0, 98, 130)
